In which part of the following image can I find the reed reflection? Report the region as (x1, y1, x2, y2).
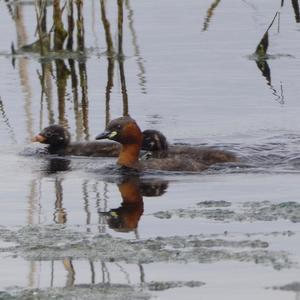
(78, 61, 89, 140)
(46, 175, 168, 233)
(14, 3, 35, 141)
(47, 259, 149, 289)
(13, 4, 44, 287)
(202, 0, 221, 32)
(100, 0, 130, 122)
(53, 0, 67, 51)
(125, 0, 147, 94)
(254, 11, 284, 104)
(4, 1, 14, 20)
(15, 1, 91, 141)
(82, 180, 92, 233)
(118, 0, 129, 116)
(291, 0, 300, 22)
(0, 97, 17, 143)
(53, 177, 76, 287)
(48, 176, 167, 287)
(255, 59, 285, 104)
(67, 0, 75, 51)
(12, 0, 134, 142)
(55, 59, 69, 127)
(93, 181, 109, 233)
(39, 0, 89, 138)
(37, 55, 90, 140)
(34, 0, 49, 57)
(100, 0, 115, 125)
(53, 178, 67, 224)
(63, 258, 76, 287)
(38, 63, 55, 126)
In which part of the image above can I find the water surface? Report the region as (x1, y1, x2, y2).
(0, 1, 300, 299)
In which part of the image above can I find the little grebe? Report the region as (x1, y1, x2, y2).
(142, 129, 236, 164)
(95, 116, 211, 172)
(33, 124, 164, 157)
(33, 125, 120, 156)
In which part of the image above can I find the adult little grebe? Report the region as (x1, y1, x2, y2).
(142, 129, 237, 164)
(95, 116, 211, 172)
(33, 124, 165, 157)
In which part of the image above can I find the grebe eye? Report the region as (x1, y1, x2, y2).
(116, 124, 122, 130)
(45, 131, 52, 138)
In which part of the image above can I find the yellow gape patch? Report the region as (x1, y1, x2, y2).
(110, 211, 118, 218)
(108, 131, 118, 138)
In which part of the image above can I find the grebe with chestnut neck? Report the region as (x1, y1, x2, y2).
(95, 116, 235, 172)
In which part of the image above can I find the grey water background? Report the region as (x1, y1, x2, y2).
(0, 0, 300, 299)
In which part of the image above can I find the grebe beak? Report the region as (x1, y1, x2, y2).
(32, 134, 46, 143)
(95, 130, 118, 140)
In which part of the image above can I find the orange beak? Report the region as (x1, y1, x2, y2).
(32, 134, 47, 143)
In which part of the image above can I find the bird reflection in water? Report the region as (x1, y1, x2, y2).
(46, 157, 71, 174)
(47, 176, 167, 287)
(100, 176, 168, 232)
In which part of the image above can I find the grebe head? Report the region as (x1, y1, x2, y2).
(142, 129, 168, 151)
(96, 116, 143, 146)
(33, 125, 70, 147)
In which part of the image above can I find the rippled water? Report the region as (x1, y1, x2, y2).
(0, 0, 300, 299)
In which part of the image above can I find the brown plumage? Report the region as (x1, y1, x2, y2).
(95, 116, 219, 172)
(100, 177, 168, 232)
(142, 129, 237, 164)
(33, 124, 166, 157)
(33, 125, 120, 157)
(106, 177, 144, 232)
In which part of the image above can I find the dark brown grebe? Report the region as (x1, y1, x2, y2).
(95, 116, 213, 172)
